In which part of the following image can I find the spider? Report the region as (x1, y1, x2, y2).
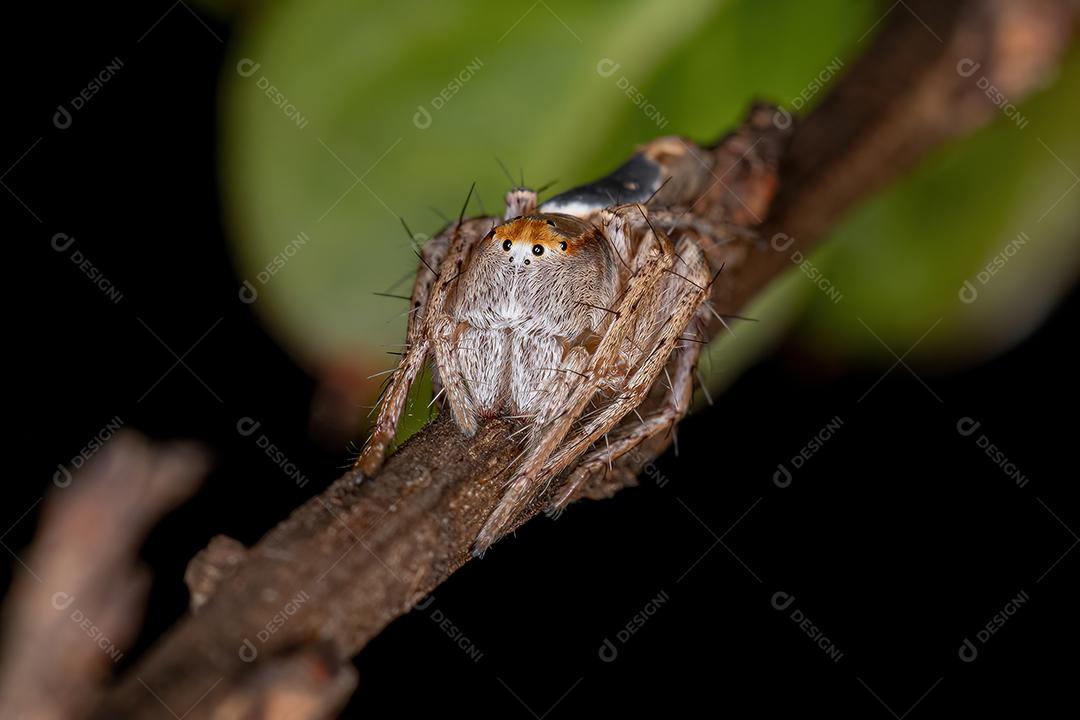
(357, 138, 719, 553)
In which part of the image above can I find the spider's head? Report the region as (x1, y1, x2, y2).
(489, 213, 590, 267)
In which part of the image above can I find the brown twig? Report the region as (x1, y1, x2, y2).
(0, 432, 210, 720)
(88, 1, 1075, 716)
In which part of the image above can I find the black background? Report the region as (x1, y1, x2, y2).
(6, 5, 1077, 718)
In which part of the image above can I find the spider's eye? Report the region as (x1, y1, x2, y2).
(532, 244, 544, 256)
(559, 241, 567, 251)
(502, 239, 512, 251)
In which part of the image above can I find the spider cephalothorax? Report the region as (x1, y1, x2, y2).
(357, 138, 716, 553)
(453, 214, 618, 419)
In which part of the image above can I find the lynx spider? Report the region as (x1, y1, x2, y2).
(357, 140, 717, 553)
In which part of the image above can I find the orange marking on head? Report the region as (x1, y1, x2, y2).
(494, 217, 580, 256)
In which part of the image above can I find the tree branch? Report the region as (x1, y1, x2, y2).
(90, 1, 1075, 716)
(0, 433, 209, 720)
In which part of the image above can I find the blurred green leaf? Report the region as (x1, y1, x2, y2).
(223, 0, 871, 362)
(222, 0, 1078, 401)
(795, 46, 1080, 365)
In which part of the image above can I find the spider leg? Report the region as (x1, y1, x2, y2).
(543, 287, 705, 490)
(504, 187, 537, 219)
(389, 219, 450, 408)
(356, 337, 433, 476)
(356, 216, 490, 475)
(403, 222, 450, 344)
(433, 317, 483, 435)
(473, 206, 678, 552)
(593, 206, 635, 280)
(554, 310, 706, 508)
(546, 232, 711, 503)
